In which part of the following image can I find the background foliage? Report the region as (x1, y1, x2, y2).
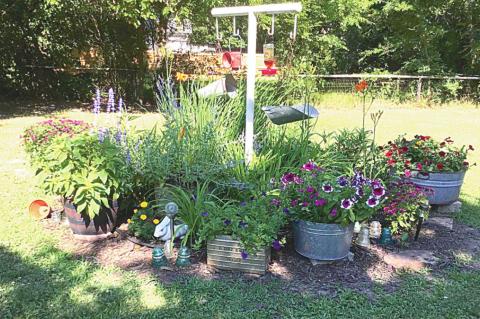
(1, 0, 479, 100)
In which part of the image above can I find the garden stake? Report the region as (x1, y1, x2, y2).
(175, 246, 192, 267)
(152, 246, 168, 268)
(415, 215, 424, 241)
(379, 227, 394, 245)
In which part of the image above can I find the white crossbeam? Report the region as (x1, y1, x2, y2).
(211, 3, 302, 17)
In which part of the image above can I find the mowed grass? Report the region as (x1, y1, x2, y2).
(0, 103, 479, 318)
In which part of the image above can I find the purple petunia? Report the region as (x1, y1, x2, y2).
(302, 201, 309, 207)
(355, 187, 364, 197)
(322, 184, 333, 193)
(340, 199, 353, 209)
(302, 161, 317, 172)
(290, 199, 298, 207)
(272, 240, 282, 251)
(294, 176, 304, 185)
(330, 207, 338, 217)
(281, 172, 296, 185)
(337, 176, 349, 187)
(314, 198, 327, 207)
(306, 186, 315, 193)
(366, 196, 379, 208)
(271, 198, 281, 207)
(372, 185, 385, 198)
(241, 251, 249, 259)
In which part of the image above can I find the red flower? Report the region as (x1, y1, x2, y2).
(404, 170, 412, 178)
(469, 145, 474, 151)
(355, 80, 368, 93)
(416, 163, 423, 171)
(418, 135, 431, 141)
(401, 146, 409, 153)
(387, 159, 396, 166)
(436, 163, 444, 170)
(439, 151, 446, 157)
(385, 150, 393, 158)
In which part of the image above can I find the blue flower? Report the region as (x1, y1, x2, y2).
(239, 221, 248, 228)
(241, 251, 248, 259)
(223, 219, 231, 226)
(272, 240, 282, 251)
(201, 211, 209, 217)
(240, 201, 246, 206)
(283, 207, 290, 214)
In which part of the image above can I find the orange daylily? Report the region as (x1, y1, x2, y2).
(176, 72, 188, 82)
(355, 80, 368, 93)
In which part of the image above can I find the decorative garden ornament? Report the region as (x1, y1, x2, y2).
(197, 74, 237, 98)
(369, 221, 382, 239)
(379, 227, 394, 245)
(356, 224, 371, 248)
(175, 246, 192, 267)
(262, 104, 319, 125)
(353, 222, 362, 233)
(152, 246, 168, 268)
(153, 216, 188, 241)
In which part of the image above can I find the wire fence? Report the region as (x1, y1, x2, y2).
(309, 74, 480, 103)
(13, 66, 480, 104)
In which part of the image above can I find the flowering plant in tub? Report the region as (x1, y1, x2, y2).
(383, 135, 473, 176)
(382, 135, 474, 205)
(276, 161, 386, 261)
(277, 162, 386, 225)
(197, 194, 287, 258)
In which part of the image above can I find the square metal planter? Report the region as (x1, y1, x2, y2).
(207, 235, 271, 274)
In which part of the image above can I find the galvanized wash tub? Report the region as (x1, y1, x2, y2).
(293, 220, 354, 261)
(409, 171, 465, 205)
(207, 235, 270, 274)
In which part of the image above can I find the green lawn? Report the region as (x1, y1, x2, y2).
(1, 105, 479, 318)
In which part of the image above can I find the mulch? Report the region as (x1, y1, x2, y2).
(42, 211, 480, 297)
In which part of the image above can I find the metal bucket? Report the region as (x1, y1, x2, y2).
(409, 171, 465, 205)
(293, 220, 354, 261)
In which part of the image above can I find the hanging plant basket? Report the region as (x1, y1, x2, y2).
(262, 104, 319, 125)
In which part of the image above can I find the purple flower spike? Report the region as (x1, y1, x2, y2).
(272, 240, 282, 251)
(107, 88, 115, 113)
(340, 199, 353, 209)
(118, 97, 123, 113)
(241, 251, 249, 260)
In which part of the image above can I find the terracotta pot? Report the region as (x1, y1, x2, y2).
(64, 200, 118, 240)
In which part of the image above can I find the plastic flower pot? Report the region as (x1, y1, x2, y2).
(64, 200, 118, 240)
(293, 220, 354, 261)
(207, 235, 270, 274)
(408, 171, 465, 205)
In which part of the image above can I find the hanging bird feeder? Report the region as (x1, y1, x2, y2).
(262, 15, 277, 76)
(217, 17, 243, 70)
(262, 104, 319, 125)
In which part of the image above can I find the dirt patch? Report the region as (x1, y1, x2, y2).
(44, 211, 480, 297)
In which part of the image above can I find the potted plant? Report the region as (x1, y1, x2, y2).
(376, 180, 430, 241)
(383, 135, 474, 205)
(197, 194, 287, 274)
(277, 161, 386, 261)
(34, 131, 132, 239)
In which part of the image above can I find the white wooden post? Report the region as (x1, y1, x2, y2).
(211, 3, 302, 165)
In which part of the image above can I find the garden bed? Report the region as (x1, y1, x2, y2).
(45, 212, 480, 298)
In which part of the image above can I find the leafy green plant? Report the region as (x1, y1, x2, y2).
(22, 118, 91, 164)
(378, 180, 430, 236)
(196, 194, 287, 256)
(164, 182, 222, 247)
(127, 201, 162, 241)
(36, 132, 132, 218)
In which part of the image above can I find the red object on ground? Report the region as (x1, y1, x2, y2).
(28, 199, 51, 220)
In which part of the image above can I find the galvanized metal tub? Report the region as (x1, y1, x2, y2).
(293, 220, 354, 261)
(207, 235, 270, 274)
(409, 171, 465, 205)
